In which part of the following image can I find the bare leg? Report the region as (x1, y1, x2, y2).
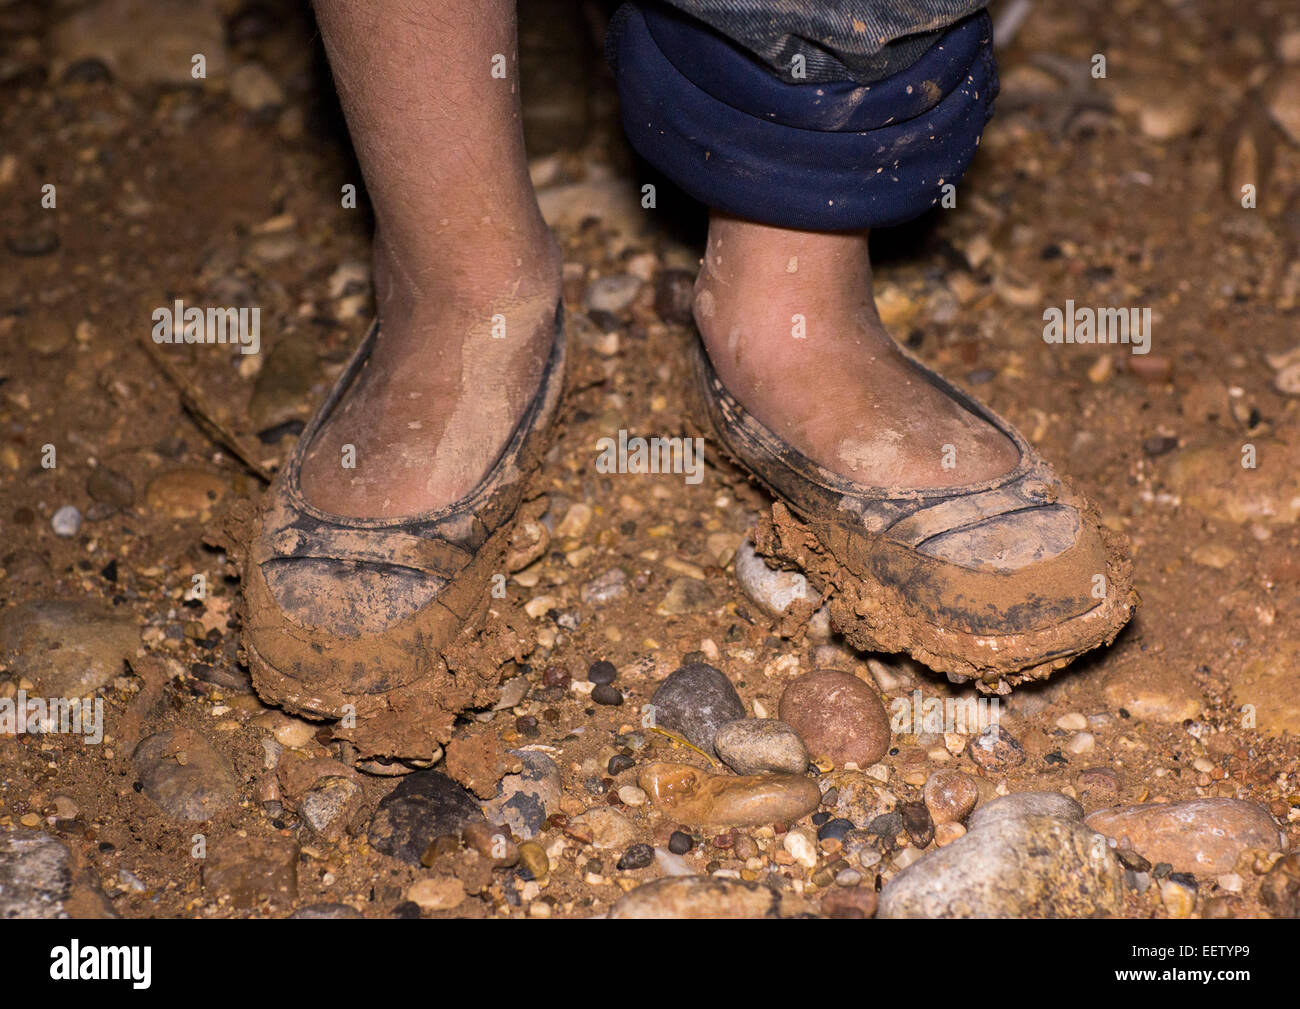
(300, 0, 562, 518)
(694, 213, 1019, 488)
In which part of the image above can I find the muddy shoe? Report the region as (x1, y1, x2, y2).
(691, 340, 1137, 691)
(242, 307, 567, 762)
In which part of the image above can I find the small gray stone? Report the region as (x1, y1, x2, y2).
(713, 718, 808, 775)
(480, 750, 561, 839)
(878, 815, 1123, 918)
(368, 770, 484, 865)
(580, 567, 627, 607)
(50, 506, 82, 538)
(967, 790, 1085, 832)
(298, 776, 363, 840)
(585, 274, 641, 314)
(132, 728, 238, 822)
(649, 663, 746, 751)
(0, 830, 72, 918)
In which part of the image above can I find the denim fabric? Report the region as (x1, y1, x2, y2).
(662, 0, 991, 84)
(607, 6, 997, 230)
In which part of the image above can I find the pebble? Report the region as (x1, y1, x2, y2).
(778, 670, 890, 769)
(668, 830, 693, 855)
(298, 776, 363, 841)
(580, 567, 627, 606)
(923, 770, 979, 825)
(638, 761, 820, 828)
(585, 274, 641, 314)
(899, 802, 935, 847)
(518, 841, 550, 881)
(85, 468, 133, 509)
(712, 718, 808, 775)
(50, 506, 82, 538)
(571, 807, 637, 850)
(733, 537, 821, 618)
(648, 663, 746, 751)
(229, 62, 284, 112)
(967, 790, 1084, 832)
(480, 750, 561, 839)
(1259, 853, 1300, 918)
(0, 599, 137, 696)
(966, 725, 1027, 771)
(587, 660, 617, 683)
(608, 875, 785, 919)
(617, 785, 647, 807)
(367, 770, 485, 865)
(879, 815, 1123, 918)
(783, 828, 818, 868)
(1161, 878, 1196, 919)
(592, 684, 623, 706)
(617, 843, 655, 870)
(934, 822, 966, 846)
(554, 502, 592, 538)
(505, 519, 549, 572)
(406, 876, 465, 913)
(607, 754, 635, 775)
(0, 830, 72, 918)
(1084, 799, 1286, 875)
(131, 728, 237, 822)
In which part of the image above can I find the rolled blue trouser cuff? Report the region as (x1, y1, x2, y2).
(607, 4, 998, 231)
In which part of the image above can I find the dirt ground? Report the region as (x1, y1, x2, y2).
(1, 0, 1298, 919)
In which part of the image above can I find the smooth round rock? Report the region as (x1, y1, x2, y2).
(779, 670, 890, 769)
(879, 815, 1123, 918)
(649, 663, 745, 751)
(1085, 799, 1286, 876)
(51, 505, 82, 538)
(131, 728, 238, 822)
(368, 770, 485, 865)
(608, 875, 785, 919)
(713, 718, 808, 775)
(967, 790, 1084, 832)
